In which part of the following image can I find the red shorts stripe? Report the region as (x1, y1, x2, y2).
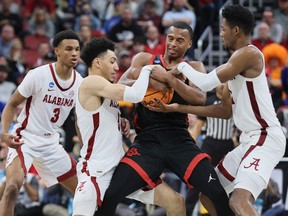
(91, 176, 102, 207)
(183, 153, 210, 189)
(16, 147, 27, 176)
(217, 158, 235, 182)
(57, 154, 76, 182)
(120, 157, 157, 189)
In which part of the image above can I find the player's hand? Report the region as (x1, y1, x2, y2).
(150, 65, 171, 83)
(170, 64, 181, 75)
(121, 118, 130, 138)
(146, 98, 179, 113)
(1, 133, 24, 149)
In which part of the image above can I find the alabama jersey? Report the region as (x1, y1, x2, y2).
(14, 63, 83, 147)
(228, 45, 281, 132)
(76, 89, 124, 177)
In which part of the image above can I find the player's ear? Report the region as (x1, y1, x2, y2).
(93, 58, 101, 68)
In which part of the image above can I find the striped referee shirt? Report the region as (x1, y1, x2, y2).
(198, 92, 235, 140)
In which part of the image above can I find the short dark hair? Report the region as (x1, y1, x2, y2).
(81, 38, 115, 68)
(222, 4, 254, 36)
(0, 64, 8, 73)
(52, 30, 81, 48)
(171, 22, 194, 40)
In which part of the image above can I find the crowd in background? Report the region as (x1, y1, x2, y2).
(0, 0, 288, 215)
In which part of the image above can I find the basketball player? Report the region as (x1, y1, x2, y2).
(148, 5, 286, 216)
(73, 38, 185, 216)
(95, 22, 233, 216)
(0, 30, 82, 216)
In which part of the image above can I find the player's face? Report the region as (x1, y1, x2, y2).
(220, 18, 236, 51)
(54, 39, 80, 68)
(165, 27, 192, 59)
(100, 50, 119, 83)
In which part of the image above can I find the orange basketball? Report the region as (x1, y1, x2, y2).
(141, 87, 174, 107)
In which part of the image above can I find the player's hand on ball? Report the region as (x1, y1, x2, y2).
(170, 64, 181, 75)
(147, 98, 179, 113)
(2, 133, 24, 149)
(150, 65, 171, 83)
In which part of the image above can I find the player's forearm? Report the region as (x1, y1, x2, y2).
(123, 66, 151, 103)
(23, 182, 39, 201)
(177, 62, 221, 92)
(167, 76, 206, 105)
(177, 104, 232, 119)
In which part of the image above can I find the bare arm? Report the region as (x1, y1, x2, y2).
(1, 90, 26, 148)
(118, 52, 168, 91)
(150, 61, 207, 105)
(176, 46, 262, 91)
(74, 110, 84, 148)
(148, 83, 232, 119)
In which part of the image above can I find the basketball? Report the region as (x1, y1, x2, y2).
(141, 87, 174, 107)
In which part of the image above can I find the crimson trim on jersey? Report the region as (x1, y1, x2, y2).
(16, 147, 27, 176)
(16, 96, 32, 138)
(57, 154, 77, 182)
(81, 113, 99, 174)
(91, 176, 103, 207)
(217, 157, 235, 182)
(246, 81, 268, 128)
(183, 153, 210, 189)
(241, 129, 267, 162)
(120, 157, 157, 189)
(49, 63, 76, 91)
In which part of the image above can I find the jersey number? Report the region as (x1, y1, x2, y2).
(51, 108, 60, 123)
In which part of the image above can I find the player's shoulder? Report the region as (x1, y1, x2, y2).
(26, 64, 51, 78)
(187, 60, 206, 73)
(132, 52, 154, 64)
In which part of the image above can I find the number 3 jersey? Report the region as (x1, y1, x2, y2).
(15, 63, 83, 144)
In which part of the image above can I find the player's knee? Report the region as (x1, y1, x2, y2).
(3, 182, 20, 200)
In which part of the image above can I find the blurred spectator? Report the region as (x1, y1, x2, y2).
(253, 7, 283, 44)
(0, 0, 20, 14)
(0, 0, 23, 36)
(109, 6, 144, 50)
(6, 38, 26, 85)
(77, 24, 93, 47)
(24, 0, 56, 19)
(161, 0, 196, 60)
(116, 49, 132, 82)
(0, 171, 44, 216)
(198, 0, 216, 35)
(274, 0, 288, 43)
(252, 22, 275, 51)
(137, 0, 162, 31)
(263, 43, 288, 110)
(27, 8, 55, 39)
(162, 0, 196, 32)
(281, 64, 288, 105)
(33, 42, 52, 67)
(144, 25, 166, 55)
(41, 52, 57, 65)
(259, 178, 285, 216)
(101, 0, 124, 35)
(0, 24, 15, 57)
(131, 36, 146, 55)
(54, 0, 75, 32)
(0, 64, 16, 103)
(73, 3, 102, 33)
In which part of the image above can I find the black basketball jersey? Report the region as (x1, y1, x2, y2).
(134, 55, 189, 132)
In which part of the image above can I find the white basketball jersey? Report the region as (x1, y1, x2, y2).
(228, 45, 281, 132)
(16, 63, 83, 142)
(76, 86, 124, 177)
